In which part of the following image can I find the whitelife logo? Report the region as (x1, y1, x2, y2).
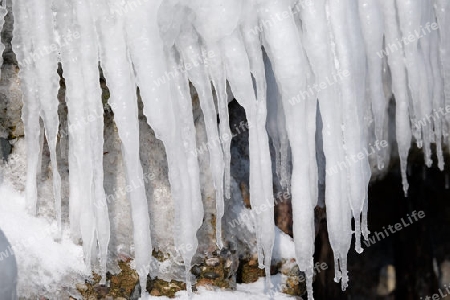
(364, 210, 425, 247)
(420, 284, 450, 300)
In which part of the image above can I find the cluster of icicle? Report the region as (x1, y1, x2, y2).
(10, 0, 450, 298)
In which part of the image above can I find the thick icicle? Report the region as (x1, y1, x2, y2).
(75, 0, 109, 275)
(429, 18, 445, 170)
(418, 1, 435, 167)
(359, 0, 387, 170)
(242, 0, 292, 194)
(327, 0, 358, 288)
(91, 0, 156, 283)
(123, 0, 203, 292)
(176, 25, 225, 249)
(220, 28, 274, 291)
(166, 46, 205, 293)
(56, 0, 97, 270)
(293, 7, 319, 218)
(12, 0, 41, 217)
(54, 0, 80, 243)
(301, 0, 351, 291)
(346, 0, 372, 243)
(166, 47, 204, 233)
(379, 0, 412, 195)
(396, 0, 423, 145)
(259, 0, 316, 297)
(329, 0, 367, 255)
(121, 0, 173, 291)
(57, 0, 110, 278)
(188, 4, 243, 203)
(32, 0, 62, 239)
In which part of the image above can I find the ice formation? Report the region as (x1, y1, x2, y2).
(8, 0, 450, 298)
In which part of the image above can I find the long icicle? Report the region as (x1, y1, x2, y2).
(12, 0, 41, 218)
(122, 0, 203, 292)
(221, 28, 275, 293)
(176, 25, 225, 249)
(259, 0, 316, 297)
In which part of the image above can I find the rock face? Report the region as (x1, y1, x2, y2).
(0, 228, 17, 300)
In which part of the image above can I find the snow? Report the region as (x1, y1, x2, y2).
(141, 274, 296, 300)
(0, 183, 87, 299)
(0, 177, 296, 299)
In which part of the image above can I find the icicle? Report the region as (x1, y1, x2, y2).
(30, 0, 63, 239)
(120, 0, 174, 291)
(293, 6, 319, 214)
(430, 19, 445, 170)
(12, 0, 41, 218)
(326, 0, 357, 288)
(220, 28, 274, 291)
(206, 43, 232, 200)
(244, 1, 291, 192)
(188, 0, 243, 203)
(123, 0, 203, 292)
(54, 1, 80, 243)
(13, 0, 64, 239)
(186, 0, 274, 290)
(300, 0, 353, 292)
(75, 0, 108, 273)
(166, 46, 204, 295)
(328, 0, 368, 255)
(167, 48, 204, 234)
(418, 2, 435, 167)
(91, 0, 154, 283)
(434, 0, 450, 136)
(259, 0, 317, 298)
(396, 0, 423, 146)
(56, 0, 111, 278)
(347, 0, 372, 246)
(379, 0, 412, 195)
(176, 25, 225, 249)
(55, 0, 96, 270)
(359, 0, 387, 170)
